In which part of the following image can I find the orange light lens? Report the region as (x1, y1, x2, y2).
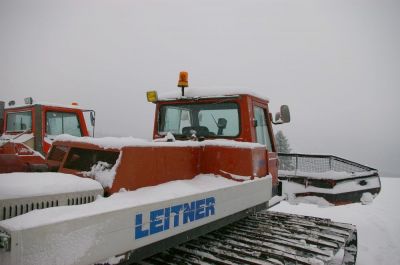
(71, 102, 78, 106)
(178, 71, 189, 87)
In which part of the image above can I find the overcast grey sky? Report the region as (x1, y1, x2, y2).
(1, 0, 399, 176)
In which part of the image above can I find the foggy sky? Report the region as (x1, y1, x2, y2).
(1, 0, 399, 176)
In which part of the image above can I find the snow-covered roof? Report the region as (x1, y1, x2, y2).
(158, 87, 269, 102)
(55, 134, 265, 150)
(5, 102, 91, 111)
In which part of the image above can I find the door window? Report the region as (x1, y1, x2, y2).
(6, 111, 32, 132)
(254, 106, 272, 151)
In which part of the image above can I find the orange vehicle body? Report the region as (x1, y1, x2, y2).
(49, 93, 280, 196)
(153, 95, 279, 188)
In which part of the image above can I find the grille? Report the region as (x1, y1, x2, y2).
(0, 190, 101, 221)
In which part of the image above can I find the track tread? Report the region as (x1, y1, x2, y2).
(135, 211, 357, 265)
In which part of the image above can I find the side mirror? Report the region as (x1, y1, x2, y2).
(90, 111, 96, 127)
(280, 105, 290, 123)
(273, 105, 290, 124)
(0, 101, 4, 135)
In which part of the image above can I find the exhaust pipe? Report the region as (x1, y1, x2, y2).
(0, 101, 5, 135)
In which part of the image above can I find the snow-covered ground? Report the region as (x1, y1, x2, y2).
(272, 177, 400, 265)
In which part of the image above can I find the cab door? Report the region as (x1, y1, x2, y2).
(252, 102, 279, 195)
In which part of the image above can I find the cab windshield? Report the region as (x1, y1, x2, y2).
(6, 111, 32, 132)
(159, 102, 240, 138)
(46, 111, 82, 137)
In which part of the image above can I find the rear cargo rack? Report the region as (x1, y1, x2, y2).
(277, 153, 377, 173)
(277, 153, 381, 205)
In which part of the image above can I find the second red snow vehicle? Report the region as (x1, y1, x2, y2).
(0, 73, 380, 265)
(0, 98, 95, 173)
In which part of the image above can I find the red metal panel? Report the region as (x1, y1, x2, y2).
(200, 146, 267, 179)
(0, 154, 29, 173)
(109, 146, 202, 194)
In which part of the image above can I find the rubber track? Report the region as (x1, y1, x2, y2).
(135, 211, 357, 265)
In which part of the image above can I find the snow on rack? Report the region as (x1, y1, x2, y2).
(0, 174, 261, 231)
(0, 173, 103, 200)
(158, 86, 269, 101)
(55, 134, 265, 150)
(279, 169, 377, 180)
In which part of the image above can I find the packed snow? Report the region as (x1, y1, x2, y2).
(0, 173, 102, 200)
(272, 176, 400, 265)
(55, 134, 265, 150)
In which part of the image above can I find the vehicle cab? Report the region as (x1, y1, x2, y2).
(147, 73, 290, 194)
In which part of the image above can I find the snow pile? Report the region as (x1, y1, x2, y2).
(55, 134, 265, 150)
(158, 86, 269, 101)
(0, 173, 102, 200)
(360, 192, 374, 205)
(272, 177, 400, 265)
(82, 156, 121, 188)
(0, 174, 257, 230)
(286, 195, 333, 207)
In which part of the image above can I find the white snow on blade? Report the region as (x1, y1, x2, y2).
(0, 173, 102, 200)
(82, 155, 121, 188)
(279, 169, 377, 180)
(220, 170, 252, 181)
(272, 176, 400, 265)
(158, 86, 269, 101)
(55, 134, 265, 150)
(0, 174, 260, 231)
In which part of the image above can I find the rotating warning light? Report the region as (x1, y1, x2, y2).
(178, 71, 189, 88)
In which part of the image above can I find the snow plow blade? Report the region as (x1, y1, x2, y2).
(278, 153, 381, 205)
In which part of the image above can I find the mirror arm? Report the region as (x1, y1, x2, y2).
(271, 120, 283, 125)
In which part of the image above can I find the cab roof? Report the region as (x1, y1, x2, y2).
(158, 87, 269, 102)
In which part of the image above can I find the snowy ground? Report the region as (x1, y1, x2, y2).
(271, 177, 400, 265)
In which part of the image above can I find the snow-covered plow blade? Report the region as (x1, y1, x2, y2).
(278, 153, 381, 205)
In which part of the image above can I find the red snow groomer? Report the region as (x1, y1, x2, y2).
(0, 98, 95, 173)
(0, 73, 380, 265)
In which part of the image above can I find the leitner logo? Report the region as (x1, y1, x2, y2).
(135, 197, 215, 239)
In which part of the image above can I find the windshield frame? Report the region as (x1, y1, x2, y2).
(157, 100, 242, 139)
